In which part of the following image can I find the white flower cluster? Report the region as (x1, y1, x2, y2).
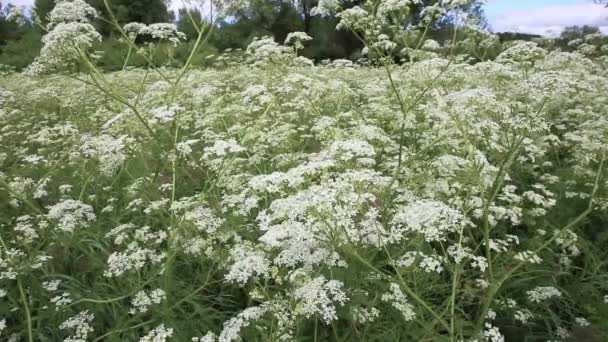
(130, 288, 166, 314)
(496, 41, 547, 65)
(284, 32, 313, 50)
(80, 134, 132, 176)
(104, 224, 167, 277)
(482, 322, 505, 342)
(28, 0, 101, 75)
(336, 6, 370, 31)
(46, 199, 96, 233)
(246, 36, 292, 65)
(48, 0, 98, 27)
(123, 22, 187, 46)
(4, 16, 608, 340)
(59, 310, 94, 342)
(204, 139, 246, 158)
(381, 283, 416, 321)
(391, 199, 463, 242)
(351, 306, 380, 323)
(293, 276, 348, 323)
(224, 245, 271, 286)
(216, 305, 269, 342)
(139, 324, 174, 342)
(42, 279, 62, 292)
(310, 0, 341, 17)
(378, 0, 420, 17)
(526, 286, 562, 303)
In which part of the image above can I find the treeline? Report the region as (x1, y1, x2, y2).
(0, 0, 604, 71)
(0, 0, 484, 69)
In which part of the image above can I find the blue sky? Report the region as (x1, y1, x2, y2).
(6, 0, 608, 37)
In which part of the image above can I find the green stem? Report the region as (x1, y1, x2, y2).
(18, 279, 33, 342)
(349, 250, 450, 332)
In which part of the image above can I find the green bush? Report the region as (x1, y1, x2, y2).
(0, 30, 42, 70)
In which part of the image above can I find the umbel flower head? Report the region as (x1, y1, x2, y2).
(48, 0, 98, 28)
(285, 32, 313, 51)
(123, 22, 187, 46)
(27, 0, 101, 75)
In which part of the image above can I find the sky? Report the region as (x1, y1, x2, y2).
(485, 0, 608, 36)
(5, 0, 608, 37)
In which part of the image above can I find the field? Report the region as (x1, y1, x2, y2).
(1, 1, 608, 342)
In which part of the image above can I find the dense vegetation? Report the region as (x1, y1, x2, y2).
(1, 1, 608, 341)
(0, 0, 604, 70)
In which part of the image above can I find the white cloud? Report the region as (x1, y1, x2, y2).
(489, 3, 608, 36)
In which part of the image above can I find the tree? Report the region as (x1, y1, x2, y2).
(1, 3, 30, 45)
(33, 0, 54, 27)
(211, 0, 487, 60)
(560, 25, 600, 42)
(177, 8, 204, 41)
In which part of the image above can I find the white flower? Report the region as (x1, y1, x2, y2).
(123, 22, 186, 45)
(311, 0, 340, 17)
(470, 256, 488, 273)
(285, 32, 313, 50)
(246, 36, 291, 64)
(150, 105, 182, 124)
(130, 289, 166, 314)
(351, 306, 380, 323)
(496, 41, 547, 64)
(381, 283, 416, 321)
(49, 0, 97, 26)
(336, 6, 369, 31)
(60, 310, 94, 342)
(219, 305, 269, 342)
(46, 199, 96, 233)
(575, 317, 590, 327)
(513, 309, 534, 324)
(483, 322, 505, 342)
(378, 0, 420, 16)
(225, 245, 271, 286)
(514, 251, 542, 264)
(139, 324, 174, 342)
(526, 286, 562, 303)
(204, 139, 246, 158)
(51, 292, 73, 309)
(241, 84, 271, 105)
(328, 139, 376, 165)
(293, 276, 348, 324)
(28, 22, 102, 75)
(80, 134, 131, 176)
(42, 280, 61, 292)
(192, 332, 217, 342)
(391, 199, 462, 242)
(422, 39, 442, 51)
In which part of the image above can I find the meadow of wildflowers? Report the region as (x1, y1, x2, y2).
(1, 0, 608, 341)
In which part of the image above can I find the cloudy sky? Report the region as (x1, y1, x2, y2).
(486, 0, 608, 36)
(5, 0, 608, 37)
